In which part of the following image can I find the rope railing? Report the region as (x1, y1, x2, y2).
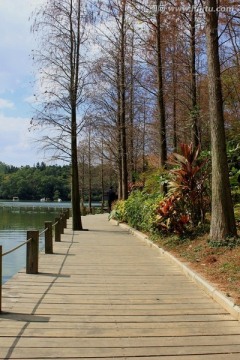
(39, 227, 48, 236)
(0, 208, 70, 313)
(2, 237, 32, 257)
(1, 210, 68, 258)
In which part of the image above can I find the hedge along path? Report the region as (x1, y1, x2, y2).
(1, 213, 240, 359)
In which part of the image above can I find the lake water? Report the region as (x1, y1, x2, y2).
(0, 201, 71, 284)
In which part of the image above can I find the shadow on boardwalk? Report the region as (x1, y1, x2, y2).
(1, 213, 240, 359)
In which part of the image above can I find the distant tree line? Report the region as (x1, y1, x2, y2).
(0, 162, 71, 201)
(0, 161, 117, 202)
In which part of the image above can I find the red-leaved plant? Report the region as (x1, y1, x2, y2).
(155, 144, 209, 235)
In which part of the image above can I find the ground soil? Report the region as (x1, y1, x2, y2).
(154, 226, 240, 306)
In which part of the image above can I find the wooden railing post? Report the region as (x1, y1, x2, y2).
(60, 215, 64, 234)
(55, 218, 61, 242)
(63, 212, 67, 229)
(65, 208, 70, 219)
(26, 231, 39, 274)
(0, 246, 2, 313)
(45, 221, 53, 254)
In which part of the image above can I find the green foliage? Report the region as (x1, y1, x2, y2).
(111, 144, 211, 238)
(0, 162, 18, 174)
(112, 200, 127, 222)
(0, 164, 71, 201)
(234, 204, 240, 222)
(140, 169, 169, 194)
(0, 162, 6, 174)
(219, 262, 240, 273)
(124, 191, 145, 229)
(135, 192, 163, 232)
(125, 191, 159, 231)
(112, 191, 163, 233)
(53, 190, 61, 201)
(208, 236, 240, 249)
(227, 142, 240, 194)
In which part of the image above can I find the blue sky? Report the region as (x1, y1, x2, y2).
(0, 0, 46, 167)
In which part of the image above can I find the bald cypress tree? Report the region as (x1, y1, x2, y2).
(205, 0, 237, 242)
(31, 0, 89, 230)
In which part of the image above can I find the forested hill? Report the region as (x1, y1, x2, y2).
(0, 162, 71, 201)
(0, 161, 18, 174)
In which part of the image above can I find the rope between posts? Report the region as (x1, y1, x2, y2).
(52, 220, 59, 227)
(37, 217, 61, 236)
(39, 228, 48, 236)
(2, 237, 33, 257)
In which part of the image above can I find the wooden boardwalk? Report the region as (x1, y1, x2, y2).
(1, 213, 240, 359)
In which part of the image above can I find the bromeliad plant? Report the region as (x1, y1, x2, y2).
(155, 143, 210, 235)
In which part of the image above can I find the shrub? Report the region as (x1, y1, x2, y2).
(140, 193, 163, 232)
(124, 191, 163, 232)
(139, 169, 169, 194)
(155, 143, 210, 235)
(155, 194, 191, 235)
(112, 200, 127, 222)
(227, 141, 240, 207)
(112, 190, 163, 233)
(124, 191, 143, 229)
(232, 189, 240, 204)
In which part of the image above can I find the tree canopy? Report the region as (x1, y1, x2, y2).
(0, 164, 71, 201)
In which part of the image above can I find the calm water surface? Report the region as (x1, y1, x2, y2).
(0, 201, 71, 283)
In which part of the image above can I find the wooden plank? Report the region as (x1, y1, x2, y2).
(8, 305, 228, 316)
(1, 214, 240, 360)
(1, 345, 240, 358)
(14, 335, 240, 347)
(1, 320, 239, 331)
(2, 322, 240, 338)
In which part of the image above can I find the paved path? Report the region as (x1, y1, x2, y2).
(1, 213, 240, 359)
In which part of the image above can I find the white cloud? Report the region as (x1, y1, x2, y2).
(24, 95, 37, 105)
(0, 0, 46, 94)
(0, 1, 46, 166)
(0, 113, 28, 132)
(0, 113, 42, 166)
(0, 98, 14, 109)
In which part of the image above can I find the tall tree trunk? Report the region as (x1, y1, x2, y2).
(129, 30, 135, 183)
(120, 1, 128, 200)
(79, 154, 85, 207)
(71, 108, 82, 230)
(117, 57, 123, 199)
(101, 139, 105, 212)
(88, 127, 92, 213)
(70, 0, 82, 230)
(205, 0, 236, 241)
(172, 45, 177, 151)
(142, 100, 146, 172)
(156, 0, 167, 168)
(190, 0, 200, 148)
